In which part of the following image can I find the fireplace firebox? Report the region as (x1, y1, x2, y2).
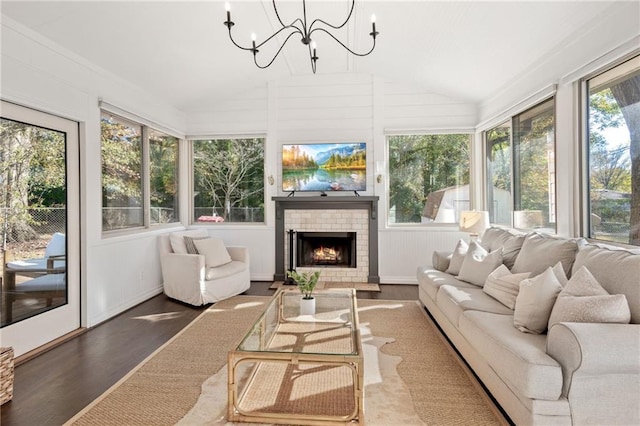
(296, 232, 356, 268)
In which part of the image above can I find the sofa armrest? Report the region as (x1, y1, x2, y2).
(547, 322, 640, 424)
(431, 250, 453, 272)
(227, 246, 249, 264)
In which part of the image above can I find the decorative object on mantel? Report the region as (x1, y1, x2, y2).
(459, 210, 489, 239)
(223, 0, 379, 73)
(287, 270, 321, 315)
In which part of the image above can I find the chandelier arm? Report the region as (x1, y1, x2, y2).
(226, 28, 255, 52)
(253, 31, 301, 69)
(308, 0, 355, 32)
(311, 27, 376, 57)
(255, 25, 304, 49)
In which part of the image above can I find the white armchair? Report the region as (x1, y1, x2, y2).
(158, 230, 250, 306)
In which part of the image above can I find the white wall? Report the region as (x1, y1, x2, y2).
(1, 17, 187, 327)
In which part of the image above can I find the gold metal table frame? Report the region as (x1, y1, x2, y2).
(227, 288, 364, 425)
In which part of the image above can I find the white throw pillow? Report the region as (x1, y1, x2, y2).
(445, 239, 468, 275)
(547, 266, 631, 329)
(193, 238, 232, 268)
(513, 267, 563, 334)
(169, 229, 209, 254)
(457, 241, 503, 287)
(483, 265, 530, 309)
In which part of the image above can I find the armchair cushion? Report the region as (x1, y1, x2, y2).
(194, 238, 232, 267)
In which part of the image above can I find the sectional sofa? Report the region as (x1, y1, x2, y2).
(417, 227, 640, 425)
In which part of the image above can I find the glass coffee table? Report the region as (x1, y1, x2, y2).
(227, 287, 364, 425)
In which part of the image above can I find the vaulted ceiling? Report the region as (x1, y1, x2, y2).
(0, 1, 624, 112)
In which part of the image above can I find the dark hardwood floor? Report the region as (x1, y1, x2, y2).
(0, 282, 417, 426)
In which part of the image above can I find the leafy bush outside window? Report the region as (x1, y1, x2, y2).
(387, 134, 471, 224)
(192, 138, 265, 224)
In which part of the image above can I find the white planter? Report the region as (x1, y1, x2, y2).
(299, 297, 316, 315)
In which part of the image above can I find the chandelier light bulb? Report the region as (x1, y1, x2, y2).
(311, 41, 317, 50)
(371, 14, 376, 23)
(251, 32, 256, 42)
(225, 2, 230, 12)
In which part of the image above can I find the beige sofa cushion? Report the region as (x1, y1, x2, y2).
(437, 284, 514, 326)
(548, 266, 631, 329)
(483, 264, 531, 309)
(457, 241, 503, 287)
(513, 266, 564, 334)
(416, 267, 477, 301)
(459, 310, 563, 401)
(511, 233, 580, 277)
(572, 243, 640, 323)
(445, 239, 468, 275)
(481, 227, 526, 269)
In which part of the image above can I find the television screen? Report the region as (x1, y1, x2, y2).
(282, 142, 366, 192)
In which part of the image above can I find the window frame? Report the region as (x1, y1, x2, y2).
(581, 53, 640, 247)
(100, 110, 181, 236)
(483, 96, 557, 232)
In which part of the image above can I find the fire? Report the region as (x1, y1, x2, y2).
(313, 246, 339, 262)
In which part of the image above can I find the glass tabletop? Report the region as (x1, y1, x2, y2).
(236, 288, 359, 356)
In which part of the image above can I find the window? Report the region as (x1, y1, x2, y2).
(192, 138, 265, 223)
(586, 55, 640, 246)
(387, 134, 471, 224)
(149, 130, 179, 224)
(485, 122, 512, 226)
(101, 112, 179, 232)
(512, 98, 556, 232)
(484, 98, 556, 232)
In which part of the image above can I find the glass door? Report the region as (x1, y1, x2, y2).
(0, 101, 80, 357)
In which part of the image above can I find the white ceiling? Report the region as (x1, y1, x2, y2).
(1, 1, 621, 112)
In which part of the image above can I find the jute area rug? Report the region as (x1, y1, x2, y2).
(269, 281, 381, 292)
(66, 296, 507, 425)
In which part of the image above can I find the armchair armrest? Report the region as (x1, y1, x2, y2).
(226, 246, 249, 264)
(547, 322, 640, 424)
(160, 253, 206, 283)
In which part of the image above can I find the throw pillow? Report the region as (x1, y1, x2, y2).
(511, 233, 579, 277)
(457, 241, 503, 287)
(550, 261, 569, 287)
(183, 235, 207, 254)
(483, 264, 530, 309)
(445, 239, 468, 275)
(547, 266, 631, 329)
(169, 229, 209, 254)
(431, 250, 453, 272)
(513, 267, 563, 334)
(193, 238, 232, 268)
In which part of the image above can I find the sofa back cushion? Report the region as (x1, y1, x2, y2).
(481, 227, 526, 269)
(511, 233, 580, 277)
(572, 244, 640, 324)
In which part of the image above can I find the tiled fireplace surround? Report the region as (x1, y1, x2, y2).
(273, 196, 380, 283)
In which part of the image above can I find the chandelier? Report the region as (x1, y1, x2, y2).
(223, 0, 379, 74)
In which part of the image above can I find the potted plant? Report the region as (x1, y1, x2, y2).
(287, 270, 321, 315)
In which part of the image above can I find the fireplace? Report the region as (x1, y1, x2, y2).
(272, 196, 379, 283)
(297, 232, 356, 268)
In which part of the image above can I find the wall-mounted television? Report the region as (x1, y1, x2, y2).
(282, 142, 366, 192)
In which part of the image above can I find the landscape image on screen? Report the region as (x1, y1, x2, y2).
(282, 142, 366, 192)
